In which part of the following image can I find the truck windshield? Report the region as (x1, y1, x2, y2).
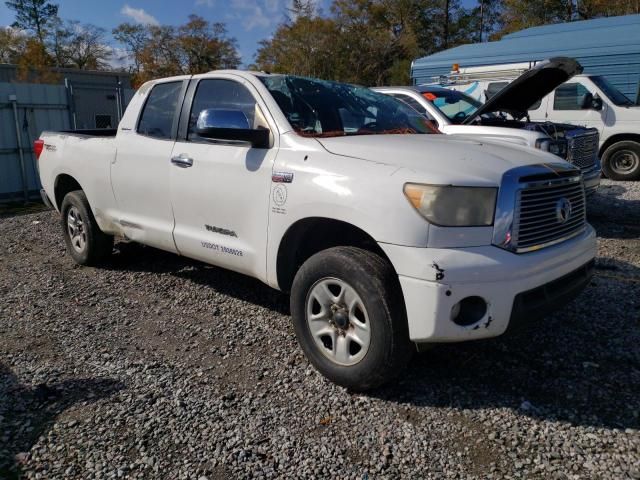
(259, 75, 437, 137)
(421, 89, 485, 124)
(589, 76, 635, 107)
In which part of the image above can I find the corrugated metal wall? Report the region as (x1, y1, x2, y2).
(0, 80, 135, 203)
(411, 14, 640, 103)
(412, 53, 640, 103)
(0, 83, 70, 203)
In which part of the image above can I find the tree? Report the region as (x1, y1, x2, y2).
(113, 16, 240, 86)
(177, 15, 240, 73)
(48, 16, 72, 67)
(496, 0, 640, 36)
(253, 2, 339, 79)
(64, 21, 110, 69)
(112, 23, 150, 74)
(15, 37, 59, 82)
(5, 0, 59, 44)
(575, 0, 640, 18)
(47, 19, 111, 69)
(0, 26, 28, 63)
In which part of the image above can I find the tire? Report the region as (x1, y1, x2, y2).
(290, 246, 412, 391)
(60, 190, 114, 266)
(601, 140, 640, 181)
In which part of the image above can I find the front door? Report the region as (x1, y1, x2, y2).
(111, 80, 185, 252)
(169, 76, 276, 279)
(545, 82, 606, 133)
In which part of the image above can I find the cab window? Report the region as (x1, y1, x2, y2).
(137, 82, 183, 139)
(391, 94, 428, 115)
(188, 79, 259, 140)
(486, 82, 508, 101)
(554, 83, 590, 110)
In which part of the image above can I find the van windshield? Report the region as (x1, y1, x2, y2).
(589, 76, 635, 107)
(259, 75, 437, 137)
(421, 89, 486, 124)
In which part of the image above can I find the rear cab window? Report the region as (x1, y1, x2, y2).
(137, 81, 183, 139)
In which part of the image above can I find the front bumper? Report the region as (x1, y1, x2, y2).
(582, 161, 601, 196)
(379, 225, 597, 343)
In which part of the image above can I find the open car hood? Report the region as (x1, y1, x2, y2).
(463, 57, 583, 124)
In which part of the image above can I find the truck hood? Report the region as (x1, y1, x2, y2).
(441, 124, 546, 147)
(315, 134, 565, 185)
(463, 57, 583, 124)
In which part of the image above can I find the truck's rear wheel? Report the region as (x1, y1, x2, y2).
(60, 190, 113, 266)
(601, 141, 640, 180)
(290, 247, 411, 391)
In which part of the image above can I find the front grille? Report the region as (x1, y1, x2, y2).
(514, 174, 586, 252)
(567, 131, 598, 170)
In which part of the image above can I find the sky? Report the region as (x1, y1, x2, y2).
(0, 0, 476, 67)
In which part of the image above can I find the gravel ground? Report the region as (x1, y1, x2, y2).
(1, 178, 639, 479)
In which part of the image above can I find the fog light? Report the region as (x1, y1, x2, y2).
(451, 296, 488, 327)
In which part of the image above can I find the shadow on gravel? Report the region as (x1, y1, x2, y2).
(0, 202, 48, 220)
(371, 256, 640, 431)
(0, 363, 123, 479)
(106, 241, 290, 315)
(98, 235, 639, 431)
(588, 183, 640, 239)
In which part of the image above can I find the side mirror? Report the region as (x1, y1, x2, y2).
(580, 92, 594, 110)
(591, 94, 603, 111)
(580, 92, 603, 111)
(196, 108, 270, 148)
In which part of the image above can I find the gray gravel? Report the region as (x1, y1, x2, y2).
(1, 179, 639, 479)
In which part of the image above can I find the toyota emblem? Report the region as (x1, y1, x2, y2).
(555, 197, 572, 224)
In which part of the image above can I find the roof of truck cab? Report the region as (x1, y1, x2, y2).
(411, 14, 640, 102)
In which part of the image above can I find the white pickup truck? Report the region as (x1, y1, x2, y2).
(36, 70, 596, 390)
(374, 58, 602, 193)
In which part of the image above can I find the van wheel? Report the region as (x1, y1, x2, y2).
(601, 141, 640, 180)
(60, 190, 113, 266)
(290, 247, 411, 391)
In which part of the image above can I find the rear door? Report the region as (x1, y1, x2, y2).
(168, 75, 277, 279)
(111, 79, 187, 252)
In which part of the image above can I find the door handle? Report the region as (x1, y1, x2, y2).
(171, 154, 194, 168)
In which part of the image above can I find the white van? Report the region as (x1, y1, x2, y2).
(431, 59, 640, 180)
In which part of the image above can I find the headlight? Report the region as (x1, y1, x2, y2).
(403, 184, 497, 226)
(535, 138, 567, 158)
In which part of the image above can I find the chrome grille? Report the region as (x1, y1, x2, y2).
(567, 131, 599, 170)
(514, 175, 586, 252)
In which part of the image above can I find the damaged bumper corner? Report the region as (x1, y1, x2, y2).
(379, 225, 597, 343)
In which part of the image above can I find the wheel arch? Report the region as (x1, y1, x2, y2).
(275, 217, 398, 294)
(54, 174, 84, 211)
(599, 133, 640, 157)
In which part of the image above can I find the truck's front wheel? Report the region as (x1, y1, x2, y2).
(60, 190, 114, 266)
(290, 247, 411, 391)
(601, 141, 640, 180)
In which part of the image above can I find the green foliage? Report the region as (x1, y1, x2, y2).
(3, 0, 640, 85)
(113, 15, 241, 86)
(254, 0, 640, 86)
(5, 0, 59, 43)
(499, 0, 640, 35)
